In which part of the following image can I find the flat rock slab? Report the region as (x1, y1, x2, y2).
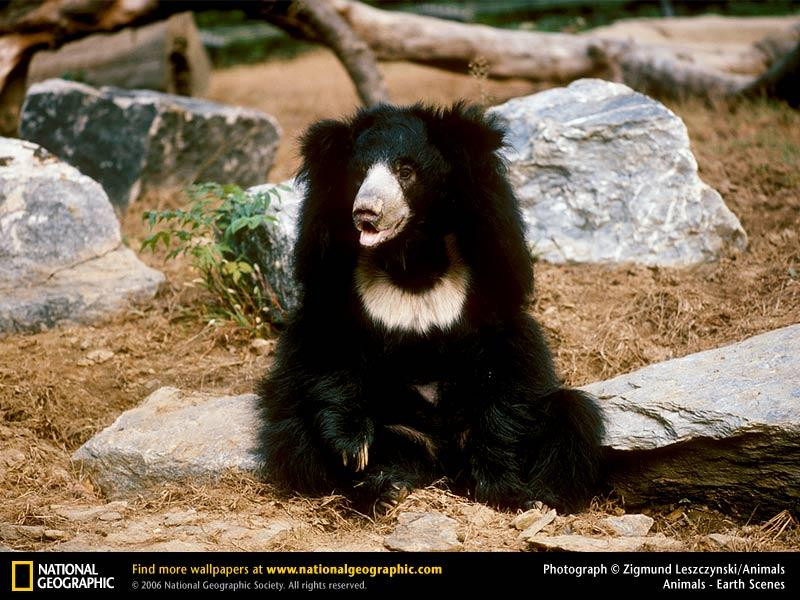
(384, 512, 462, 552)
(20, 79, 281, 211)
(0, 137, 163, 333)
(72, 387, 261, 498)
(519, 509, 557, 540)
(527, 534, 682, 552)
(489, 79, 747, 266)
(48, 511, 298, 552)
(586, 324, 800, 516)
(74, 327, 799, 516)
(512, 507, 548, 531)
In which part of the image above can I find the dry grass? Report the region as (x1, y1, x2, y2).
(1, 48, 798, 551)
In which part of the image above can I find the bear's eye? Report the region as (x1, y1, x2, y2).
(396, 165, 414, 180)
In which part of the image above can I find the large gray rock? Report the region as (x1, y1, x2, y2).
(72, 387, 262, 497)
(586, 324, 800, 516)
(0, 138, 163, 333)
(489, 79, 747, 266)
(20, 79, 281, 211)
(245, 180, 303, 318)
(74, 328, 799, 515)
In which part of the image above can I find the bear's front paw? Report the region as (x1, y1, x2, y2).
(377, 482, 410, 514)
(341, 441, 370, 472)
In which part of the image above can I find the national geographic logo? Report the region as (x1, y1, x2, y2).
(11, 561, 115, 591)
(11, 561, 33, 592)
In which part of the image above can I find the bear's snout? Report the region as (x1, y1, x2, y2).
(352, 163, 410, 247)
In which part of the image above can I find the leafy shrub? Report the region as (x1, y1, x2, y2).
(142, 182, 290, 334)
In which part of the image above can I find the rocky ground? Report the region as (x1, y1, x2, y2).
(1, 49, 798, 552)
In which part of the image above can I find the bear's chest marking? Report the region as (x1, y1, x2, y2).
(355, 248, 470, 334)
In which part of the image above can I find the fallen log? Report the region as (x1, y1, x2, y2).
(330, 0, 800, 105)
(0, 0, 388, 135)
(0, 0, 160, 135)
(26, 12, 210, 97)
(3, 0, 799, 138)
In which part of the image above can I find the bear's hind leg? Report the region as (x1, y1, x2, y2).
(521, 388, 605, 513)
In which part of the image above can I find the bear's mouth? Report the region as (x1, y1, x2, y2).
(355, 215, 408, 247)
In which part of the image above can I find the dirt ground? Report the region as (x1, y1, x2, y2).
(1, 49, 798, 552)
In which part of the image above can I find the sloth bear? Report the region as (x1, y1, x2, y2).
(257, 102, 604, 513)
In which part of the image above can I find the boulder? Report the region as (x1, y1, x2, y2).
(488, 78, 747, 266)
(73, 328, 799, 515)
(19, 79, 281, 211)
(586, 324, 800, 517)
(244, 180, 303, 318)
(72, 387, 262, 498)
(0, 138, 163, 334)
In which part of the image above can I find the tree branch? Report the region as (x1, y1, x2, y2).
(284, 0, 388, 106)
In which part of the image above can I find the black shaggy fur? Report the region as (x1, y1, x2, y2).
(257, 102, 605, 513)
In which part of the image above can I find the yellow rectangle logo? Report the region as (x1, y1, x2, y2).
(11, 561, 33, 592)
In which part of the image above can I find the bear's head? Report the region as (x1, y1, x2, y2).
(294, 102, 532, 320)
(298, 102, 506, 252)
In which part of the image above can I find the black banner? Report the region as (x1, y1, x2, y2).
(2, 552, 797, 595)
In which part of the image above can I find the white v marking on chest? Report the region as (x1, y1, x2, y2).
(355, 241, 470, 334)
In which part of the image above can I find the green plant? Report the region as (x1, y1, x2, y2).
(142, 182, 288, 334)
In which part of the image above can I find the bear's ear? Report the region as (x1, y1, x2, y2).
(298, 118, 353, 182)
(414, 101, 505, 166)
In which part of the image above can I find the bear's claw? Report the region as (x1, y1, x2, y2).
(342, 442, 370, 472)
(377, 483, 410, 514)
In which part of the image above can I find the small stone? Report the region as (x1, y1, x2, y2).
(384, 512, 462, 552)
(512, 508, 544, 531)
(642, 533, 684, 551)
(98, 511, 123, 522)
(162, 510, 198, 527)
(143, 378, 162, 392)
(250, 338, 276, 355)
(602, 514, 654, 537)
(48, 466, 72, 483)
(87, 349, 115, 364)
(52, 501, 127, 522)
(44, 529, 68, 540)
(460, 504, 497, 528)
(708, 533, 747, 549)
(219, 520, 295, 547)
(0, 523, 66, 542)
(519, 509, 558, 540)
(0, 448, 26, 468)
